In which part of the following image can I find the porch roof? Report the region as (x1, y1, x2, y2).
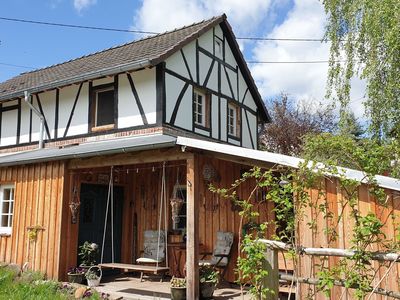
(0, 134, 399, 192)
(175, 136, 400, 192)
(0, 134, 176, 167)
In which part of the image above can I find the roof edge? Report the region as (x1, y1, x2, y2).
(176, 136, 400, 192)
(219, 20, 270, 122)
(149, 14, 226, 66)
(0, 59, 151, 102)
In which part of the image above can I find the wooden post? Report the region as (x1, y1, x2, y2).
(262, 247, 279, 300)
(186, 154, 200, 299)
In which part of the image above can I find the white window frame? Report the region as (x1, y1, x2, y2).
(194, 89, 206, 127)
(0, 184, 15, 235)
(228, 103, 238, 136)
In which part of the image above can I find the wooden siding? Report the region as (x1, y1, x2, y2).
(297, 178, 400, 300)
(0, 161, 65, 279)
(60, 154, 273, 283)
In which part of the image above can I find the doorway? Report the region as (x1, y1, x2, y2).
(78, 183, 124, 265)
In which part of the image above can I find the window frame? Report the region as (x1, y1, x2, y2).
(193, 88, 210, 129)
(90, 82, 117, 132)
(227, 102, 240, 138)
(0, 184, 15, 235)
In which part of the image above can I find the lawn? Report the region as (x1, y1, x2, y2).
(0, 265, 107, 300)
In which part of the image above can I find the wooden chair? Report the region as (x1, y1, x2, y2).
(199, 231, 234, 280)
(136, 230, 166, 281)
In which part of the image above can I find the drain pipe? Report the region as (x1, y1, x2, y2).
(24, 91, 44, 149)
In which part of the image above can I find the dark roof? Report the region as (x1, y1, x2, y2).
(0, 14, 269, 121)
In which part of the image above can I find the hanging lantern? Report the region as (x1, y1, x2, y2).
(69, 186, 80, 224)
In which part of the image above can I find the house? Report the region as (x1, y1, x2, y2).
(0, 14, 271, 298)
(0, 14, 399, 299)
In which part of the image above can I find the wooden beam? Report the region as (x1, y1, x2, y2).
(68, 148, 191, 169)
(186, 154, 199, 299)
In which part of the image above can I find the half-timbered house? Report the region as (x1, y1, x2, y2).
(0, 14, 399, 300)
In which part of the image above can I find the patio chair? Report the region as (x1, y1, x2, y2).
(136, 230, 166, 281)
(199, 231, 234, 279)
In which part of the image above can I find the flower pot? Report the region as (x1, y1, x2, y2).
(200, 281, 217, 299)
(87, 278, 101, 287)
(171, 286, 186, 300)
(67, 273, 83, 284)
(85, 266, 102, 287)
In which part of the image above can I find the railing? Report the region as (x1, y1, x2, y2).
(260, 239, 400, 300)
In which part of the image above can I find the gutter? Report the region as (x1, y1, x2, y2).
(24, 91, 44, 149)
(1, 59, 151, 102)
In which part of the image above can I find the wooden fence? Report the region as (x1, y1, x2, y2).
(260, 239, 400, 300)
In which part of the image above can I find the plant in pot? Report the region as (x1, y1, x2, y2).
(67, 266, 85, 284)
(199, 265, 219, 299)
(85, 266, 102, 287)
(78, 241, 99, 271)
(170, 277, 186, 300)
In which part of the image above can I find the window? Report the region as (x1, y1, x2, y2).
(91, 86, 115, 131)
(193, 89, 210, 128)
(228, 103, 240, 137)
(0, 185, 15, 235)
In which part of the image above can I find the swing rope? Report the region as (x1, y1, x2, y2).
(156, 162, 168, 269)
(100, 166, 114, 264)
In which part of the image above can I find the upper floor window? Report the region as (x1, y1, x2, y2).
(91, 85, 116, 131)
(228, 103, 240, 137)
(0, 185, 15, 235)
(194, 89, 210, 128)
(215, 39, 222, 55)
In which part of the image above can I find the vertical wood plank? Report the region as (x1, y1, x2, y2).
(186, 154, 199, 299)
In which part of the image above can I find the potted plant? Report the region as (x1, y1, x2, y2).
(199, 265, 219, 299)
(78, 241, 99, 271)
(67, 266, 85, 284)
(170, 277, 186, 300)
(85, 266, 102, 287)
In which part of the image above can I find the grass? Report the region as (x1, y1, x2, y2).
(0, 266, 106, 300)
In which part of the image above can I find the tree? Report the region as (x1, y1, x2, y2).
(259, 93, 337, 156)
(323, 0, 400, 139)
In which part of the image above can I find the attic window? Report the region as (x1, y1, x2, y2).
(91, 85, 116, 131)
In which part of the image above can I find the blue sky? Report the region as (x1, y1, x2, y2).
(0, 0, 365, 116)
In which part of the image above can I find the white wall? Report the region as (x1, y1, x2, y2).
(164, 24, 261, 148)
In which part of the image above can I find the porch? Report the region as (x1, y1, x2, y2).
(94, 274, 250, 300)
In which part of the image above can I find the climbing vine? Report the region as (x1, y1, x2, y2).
(213, 133, 400, 299)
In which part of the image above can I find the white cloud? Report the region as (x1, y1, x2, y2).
(73, 0, 97, 13)
(132, 0, 271, 35)
(250, 0, 366, 118)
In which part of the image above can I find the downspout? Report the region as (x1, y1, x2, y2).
(24, 91, 44, 149)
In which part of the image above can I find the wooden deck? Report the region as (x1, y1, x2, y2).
(94, 274, 251, 300)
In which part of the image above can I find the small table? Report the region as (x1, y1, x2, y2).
(167, 242, 205, 277)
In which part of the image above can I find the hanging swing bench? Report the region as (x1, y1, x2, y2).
(98, 164, 170, 281)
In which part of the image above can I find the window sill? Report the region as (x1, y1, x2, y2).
(0, 233, 11, 237)
(91, 124, 115, 133)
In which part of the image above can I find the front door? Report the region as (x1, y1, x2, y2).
(78, 183, 124, 265)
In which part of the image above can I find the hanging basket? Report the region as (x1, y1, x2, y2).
(171, 197, 184, 230)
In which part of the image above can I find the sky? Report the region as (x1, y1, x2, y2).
(0, 0, 366, 117)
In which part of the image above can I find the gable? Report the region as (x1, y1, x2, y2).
(164, 23, 266, 149)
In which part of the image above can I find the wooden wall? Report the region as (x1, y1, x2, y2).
(298, 178, 400, 300)
(60, 154, 273, 283)
(0, 161, 65, 279)
(130, 156, 273, 283)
